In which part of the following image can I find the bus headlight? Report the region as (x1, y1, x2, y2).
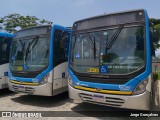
(39, 74, 49, 85)
(132, 79, 148, 95)
(68, 76, 73, 87)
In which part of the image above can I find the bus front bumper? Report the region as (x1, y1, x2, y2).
(68, 84, 151, 110)
(8, 81, 52, 96)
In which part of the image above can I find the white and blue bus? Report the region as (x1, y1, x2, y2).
(0, 32, 13, 89)
(9, 25, 71, 96)
(68, 9, 156, 110)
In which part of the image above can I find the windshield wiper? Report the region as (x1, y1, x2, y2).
(24, 36, 39, 62)
(106, 24, 124, 49)
(72, 35, 77, 62)
(19, 39, 25, 52)
(93, 37, 96, 60)
(72, 35, 77, 52)
(85, 32, 96, 60)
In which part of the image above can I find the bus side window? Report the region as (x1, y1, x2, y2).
(61, 32, 70, 58)
(0, 37, 12, 64)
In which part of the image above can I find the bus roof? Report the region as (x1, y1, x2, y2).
(0, 32, 14, 38)
(14, 24, 71, 38)
(15, 25, 52, 33)
(73, 9, 147, 31)
(74, 9, 146, 23)
(15, 24, 70, 33)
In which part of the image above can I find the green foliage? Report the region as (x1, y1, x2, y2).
(153, 73, 158, 80)
(0, 13, 53, 33)
(150, 18, 160, 26)
(150, 18, 160, 50)
(155, 24, 160, 34)
(154, 24, 160, 49)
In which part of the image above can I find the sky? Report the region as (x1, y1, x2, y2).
(0, 0, 159, 27)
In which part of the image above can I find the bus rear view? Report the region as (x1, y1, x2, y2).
(68, 9, 152, 110)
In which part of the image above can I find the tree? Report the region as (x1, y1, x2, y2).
(150, 18, 160, 26)
(0, 13, 52, 33)
(153, 24, 160, 49)
(150, 18, 160, 50)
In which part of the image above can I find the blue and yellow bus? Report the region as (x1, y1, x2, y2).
(9, 25, 71, 96)
(0, 32, 13, 89)
(68, 9, 155, 110)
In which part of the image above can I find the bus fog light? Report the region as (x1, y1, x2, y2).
(132, 79, 148, 95)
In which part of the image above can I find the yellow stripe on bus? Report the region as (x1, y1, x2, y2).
(74, 86, 132, 95)
(10, 80, 39, 86)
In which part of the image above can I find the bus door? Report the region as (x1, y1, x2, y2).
(53, 29, 69, 93)
(0, 37, 11, 88)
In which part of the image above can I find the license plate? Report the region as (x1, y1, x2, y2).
(93, 95, 105, 102)
(18, 86, 25, 92)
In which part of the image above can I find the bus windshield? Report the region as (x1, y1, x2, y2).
(10, 36, 50, 72)
(70, 26, 145, 75)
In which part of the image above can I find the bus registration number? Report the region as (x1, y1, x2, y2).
(87, 68, 99, 73)
(17, 66, 23, 71)
(18, 86, 25, 92)
(93, 95, 105, 103)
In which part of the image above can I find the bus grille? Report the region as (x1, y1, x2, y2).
(12, 85, 35, 94)
(77, 76, 129, 84)
(12, 72, 37, 78)
(79, 93, 125, 107)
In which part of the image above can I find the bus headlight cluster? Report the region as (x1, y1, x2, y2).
(68, 76, 73, 87)
(132, 79, 148, 95)
(39, 74, 49, 85)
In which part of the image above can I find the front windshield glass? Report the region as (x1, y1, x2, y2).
(10, 36, 50, 72)
(70, 26, 145, 75)
(70, 33, 100, 73)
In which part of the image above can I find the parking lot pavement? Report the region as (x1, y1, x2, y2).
(0, 87, 160, 120)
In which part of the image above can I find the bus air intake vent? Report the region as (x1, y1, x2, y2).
(12, 85, 34, 94)
(79, 93, 125, 107)
(12, 72, 37, 78)
(77, 76, 129, 84)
